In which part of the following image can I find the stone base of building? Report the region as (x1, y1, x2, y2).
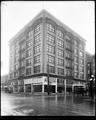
(9, 76, 85, 94)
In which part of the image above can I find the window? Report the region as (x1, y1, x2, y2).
(80, 59, 84, 65)
(26, 49, 32, 57)
(21, 60, 25, 67)
(47, 33, 55, 43)
(28, 30, 33, 37)
(20, 68, 25, 75)
(57, 39, 64, 48)
(14, 64, 18, 70)
(14, 71, 18, 78)
(57, 30, 63, 38)
(80, 51, 84, 57)
(79, 43, 84, 50)
(80, 73, 84, 79)
(66, 42, 71, 50)
(47, 55, 55, 64)
(26, 68, 31, 75)
(47, 65, 55, 73)
(66, 69, 71, 76)
(26, 40, 32, 48)
(34, 65, 40, 73)
(34, 33, 41, 43)
(57, 49, 64, 57)
(66, 52, 71, 58)
(74, 57, 78, 63)
(80, 66, 84, 72)
(74, 40, 78, 47)
(57, 58, 64, 66)
(20, 43, 25, 50)
(47, 23, 54, 33)
(74, 48, 78, 55)
(74, 64, 78, 71)
(47, 44, 55, 54)
(21, 52, 25, 59)
(66, 60, 71, 68)
(74, 72, 78, 78)
(34, 44, 41, 54)
(35, 24, 41, 33)
(26, 59, 32, 66)
(34, 55, 41, 64)
(58, 68, 64, 75)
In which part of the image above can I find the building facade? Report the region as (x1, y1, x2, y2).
(9, 10, 86, 93)
(86, 52, 95, 83)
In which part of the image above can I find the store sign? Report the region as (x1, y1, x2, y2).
(44, 77, 56, 84)
(24, 77, 43, 84)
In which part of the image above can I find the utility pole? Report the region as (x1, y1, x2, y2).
(47, 64, 50, 95)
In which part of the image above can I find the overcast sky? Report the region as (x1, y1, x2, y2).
(1, 1, 95, 76)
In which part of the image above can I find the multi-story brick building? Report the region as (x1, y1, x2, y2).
(9, 10, 86, 93)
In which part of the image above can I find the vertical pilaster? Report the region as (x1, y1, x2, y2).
(55, 78, 57, 93)
(64, 79, 66, 94)
(31, 83, 33, 93)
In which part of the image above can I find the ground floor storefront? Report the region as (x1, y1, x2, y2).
(8, 76, 86, 94)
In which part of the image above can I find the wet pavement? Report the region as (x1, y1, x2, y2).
(1, 91, 95, 116)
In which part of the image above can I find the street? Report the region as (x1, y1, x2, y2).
(1, 91, 95, 116)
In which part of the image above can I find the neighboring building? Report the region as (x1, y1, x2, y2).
(91, 55, 95, 78)
(9, 10, 86, 94)
(86, 52, 95, 82)
(1, 75, 9, 91)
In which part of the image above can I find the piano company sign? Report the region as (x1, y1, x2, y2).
(24, 77, 43, 84)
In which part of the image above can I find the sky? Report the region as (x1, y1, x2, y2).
(1, 1, 95, 76)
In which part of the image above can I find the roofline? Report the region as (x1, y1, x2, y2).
(9, 9, 86, 44)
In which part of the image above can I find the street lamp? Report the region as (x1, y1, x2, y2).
(47, 64, 50, 95)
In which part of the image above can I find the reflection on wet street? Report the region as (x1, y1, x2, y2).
(1, 91, 95, 116)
